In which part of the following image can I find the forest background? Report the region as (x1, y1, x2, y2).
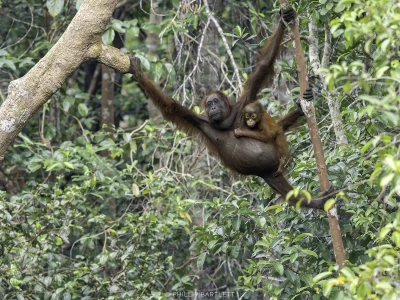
(0, 0, 399, 299)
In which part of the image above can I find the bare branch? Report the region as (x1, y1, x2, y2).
(203, 0, 243, 93)
(174, 17, 212, 98)
(93, 45, 130, 73)
(308, 18, 321, 74)
(321, 22, 332, 69)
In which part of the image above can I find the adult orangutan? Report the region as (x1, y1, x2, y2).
(129, 8, 331, 208)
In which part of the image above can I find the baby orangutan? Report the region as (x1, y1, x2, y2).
(234, 101, 289, 177)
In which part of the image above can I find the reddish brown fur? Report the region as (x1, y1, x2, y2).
(235, 101, 289, 176)
(129, 8, 332, 209)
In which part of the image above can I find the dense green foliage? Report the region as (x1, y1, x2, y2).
(0, 0, 399, 299)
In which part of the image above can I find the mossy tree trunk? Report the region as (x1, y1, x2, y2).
(0, 0, 130, 160)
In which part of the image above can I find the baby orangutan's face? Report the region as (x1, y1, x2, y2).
(244, 104, 261, 128)
(245, 112, 259, 128)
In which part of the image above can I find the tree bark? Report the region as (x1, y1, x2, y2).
(280, 1, 346, 270)
(308, 18, 348, 146)
(146, 1, 163, 119)
(101, 64, 116, 219)
(0, 0, 130, 160)
(101, 65, 115, 128)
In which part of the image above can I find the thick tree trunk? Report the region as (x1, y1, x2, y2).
(0, 0, 129, 160)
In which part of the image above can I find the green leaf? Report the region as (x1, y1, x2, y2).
(358, 95, 380, 104)
(55, 237, 63, 245)
(193, 15, 198, 29)
(313, 271, 332, 283)
(357, 282, 372, 298)
(383, 255, 395, 265)
(322, 280, 333, 297)
(343, 81, 351, 94)
(293, 233, 313, 243)
(302, 249, 318, 259)
(258, 217, 266, 228)
(197, 252, 206, 270)
(380, 173, 394, 187)
(102, 29, 115, 45)
(62, 96, 75, 112)
(340, 267, 355, 279)
(18, 134, 34, 144)
(19, 58, 34, 69)
(334, 4, 346, 13)
(231, 244, 240, 258)
(384, 112, 399, 126)
(369, 166, 382, 182)
(63, 162, 75, 169)
(130, 140, 137, 153)
(3, 59, 16, 71)
(265, 205, 283, 213)
(76, 0, 83, 9)
(46, 0, 64, 17)
(380, 227, 391, 239)
(380, 39, 391, 52)
(78, 103, 89, 117)
(361, 140, 373, 154)
(75, 93, 90, 99)
(46, 162, 61, 171)
(376, 66, 389, 78)
(233, 215, 241, 231)
(273, 261, 284, 275)
(376, 282, 392, 291)
(110, 20, 126, 33)
(134, 54, 150, 71)
(300, 273, 313, 287)
(208, 239, 218, 250)
(392, 231, 400, 247)
(131, 183, 140, 197)
(324, 199, 336, 211)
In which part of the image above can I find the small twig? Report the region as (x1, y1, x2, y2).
(174, 17, 211, 98)
(1, 7, 35, 50)
(88, 64, 101, 95)
(203, 0, 242, 93)
(321, 22, 332, 69)
(129, 120, 149, 138)
(70, 115, 90, 142)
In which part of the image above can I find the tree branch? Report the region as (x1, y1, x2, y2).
(280, 1, 346, 270)
(92, 44, 130, 73)
(203, 0, 243, 94)
(309, 18, 348, 146)
(0, 0, 129, 160)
